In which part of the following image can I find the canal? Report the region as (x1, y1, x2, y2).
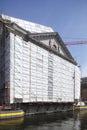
(0, 111, 87, 130)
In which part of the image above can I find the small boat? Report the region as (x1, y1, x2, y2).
(0, 109, 25, 119)
(74, 101, 87, 110)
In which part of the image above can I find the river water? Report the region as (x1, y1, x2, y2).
(0, 110, 87, 130)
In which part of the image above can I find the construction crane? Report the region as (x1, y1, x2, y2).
(65, 40, 87, 46)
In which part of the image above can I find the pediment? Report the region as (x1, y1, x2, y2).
(31, 32, 76, 63)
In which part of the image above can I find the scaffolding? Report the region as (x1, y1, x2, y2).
(0, 14, 81, 105)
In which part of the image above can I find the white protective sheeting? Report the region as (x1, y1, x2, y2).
(2, 14, 53, 33)
(75, 66, 81, 100)
(9, 33, 80, 103)
(53, 55, 75, 102)
(2, 14, 80, 103)
(10, 34, 49, 103)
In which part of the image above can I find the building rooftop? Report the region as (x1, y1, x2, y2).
(0, 14, 77, 65)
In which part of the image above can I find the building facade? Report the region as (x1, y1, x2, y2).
(0, 14, 80, 111)
(81, 77, 87, 101)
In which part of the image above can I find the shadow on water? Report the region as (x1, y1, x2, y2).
(0, 111, 87, 130)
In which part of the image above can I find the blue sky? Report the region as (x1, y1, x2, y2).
(1, 0, 87, 77)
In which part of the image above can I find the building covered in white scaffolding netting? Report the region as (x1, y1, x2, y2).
(0, 14, 80, 112)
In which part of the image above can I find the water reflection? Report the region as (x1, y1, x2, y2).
(0, 111, 87, 130)
(0, 117, 24, 130)
(76, 111, 87, 130)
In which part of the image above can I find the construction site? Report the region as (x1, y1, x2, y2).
(0, 14, 80, 114)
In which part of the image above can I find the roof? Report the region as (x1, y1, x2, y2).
(0, 14, 77, 65)
(0, 14, 53, 33)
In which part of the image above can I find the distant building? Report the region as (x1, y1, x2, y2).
(81, 77, 87, 101)
(0, 14, 80, 112)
